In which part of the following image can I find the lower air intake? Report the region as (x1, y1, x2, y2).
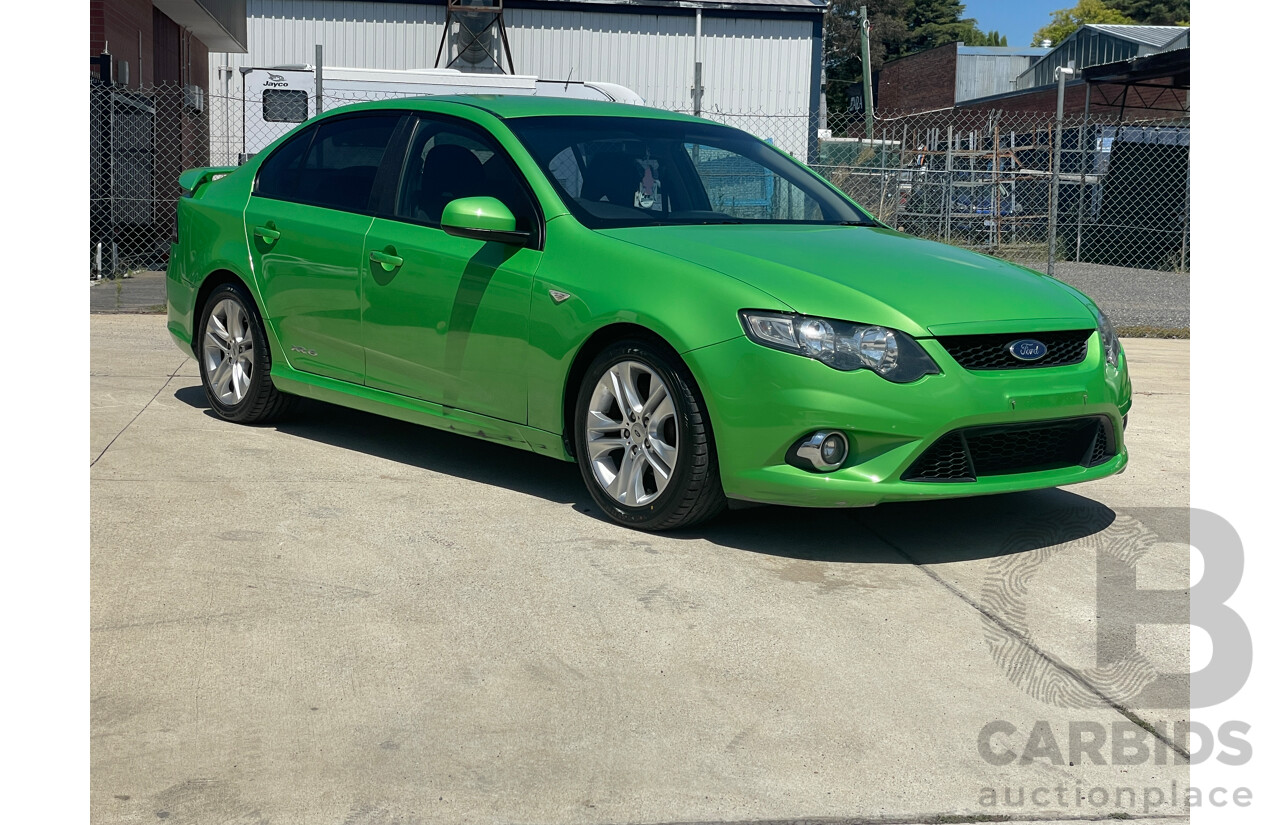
(903, 416, 1115, 482)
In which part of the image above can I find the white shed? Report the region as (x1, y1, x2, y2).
(208, 0, 825, 158)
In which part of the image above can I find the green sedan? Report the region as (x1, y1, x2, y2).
(167, 96, 1131, 531)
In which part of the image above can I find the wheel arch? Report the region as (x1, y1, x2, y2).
(560, 322, 696, 460)
(195, 268, 263, 330)
(192, 269, 281, 363)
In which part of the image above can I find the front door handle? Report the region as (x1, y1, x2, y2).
(253, 225, 281, 243)
(369, 249, 404, 271)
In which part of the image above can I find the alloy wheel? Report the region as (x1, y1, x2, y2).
(585, 360, 680, 506)
(202, 297, 255, 406)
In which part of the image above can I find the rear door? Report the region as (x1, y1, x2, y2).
(245, 113, 405, 384)
(360, 115, 544, 422)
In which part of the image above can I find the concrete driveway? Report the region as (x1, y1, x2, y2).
(91, 315, 1190, 825)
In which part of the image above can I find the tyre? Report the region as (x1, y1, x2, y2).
(574, 339, 726, 531)
(197, 282, 293, 424)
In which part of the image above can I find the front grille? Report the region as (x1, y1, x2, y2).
(937, 329, 1093, 370)
(903, 416, 1115, 482)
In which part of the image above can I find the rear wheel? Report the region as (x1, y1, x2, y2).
(197, 283, 293, 424)
(575, 340, 726, 531)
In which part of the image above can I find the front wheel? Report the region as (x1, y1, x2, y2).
(574, 340, 726, 531)
(197, 283, 293, 424)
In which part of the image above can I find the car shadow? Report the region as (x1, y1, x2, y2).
(670, 489, 1116, 565)
(174, 384, 1116, 563)
(173, 385, 583, 505)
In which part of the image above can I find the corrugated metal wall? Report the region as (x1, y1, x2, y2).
(1018, 30, 1144, 90)
(955, 54, 1039, 103)
(208, 0, 817, 154)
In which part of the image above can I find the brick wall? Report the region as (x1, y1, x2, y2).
(877, 43, 958, 114)
(90, 0, 154, 88)
(90, 1, 211, 92)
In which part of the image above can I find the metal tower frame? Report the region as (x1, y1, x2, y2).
(434, 0, 515, 74)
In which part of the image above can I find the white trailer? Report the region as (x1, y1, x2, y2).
(239, 65, 644, 160)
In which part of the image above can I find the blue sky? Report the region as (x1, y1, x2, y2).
(962, 0, 1070, 47)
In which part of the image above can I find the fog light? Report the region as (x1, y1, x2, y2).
(791, 430, 849, 472)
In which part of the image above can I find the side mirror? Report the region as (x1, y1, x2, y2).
(440, 197, 531, 246)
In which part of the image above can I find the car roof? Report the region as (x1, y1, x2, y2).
(329, 94, 708, 123)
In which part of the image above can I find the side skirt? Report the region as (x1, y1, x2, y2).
(270, 364, 572, 461)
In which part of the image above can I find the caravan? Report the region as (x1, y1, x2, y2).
(239, 66, 644, 160)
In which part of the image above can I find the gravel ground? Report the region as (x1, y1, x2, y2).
(1025, 260, 1190, 331)
(89, 270, 167, 314)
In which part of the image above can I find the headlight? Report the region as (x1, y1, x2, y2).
(1091, 306, 1121, 367)
(739, 310, 940, 383)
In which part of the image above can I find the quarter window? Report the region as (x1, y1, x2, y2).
(254, 123, 314, 201)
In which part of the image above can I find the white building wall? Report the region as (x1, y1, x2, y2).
(208, 0, 819, 158)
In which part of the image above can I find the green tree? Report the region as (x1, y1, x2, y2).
(1032, 0, 1134, 46)
(823, 0, 911, 107)
(903, 0, 981, 53)
(972, 29, 1008, 46)
(824, 0, 990, 105)
(1103, 0, 1189, 26)
(958, 27, 1008, 46)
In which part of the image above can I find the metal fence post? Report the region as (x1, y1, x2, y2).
(860, 6, 873, 140)
(991, 113, 1000, 250)
(944, 124, 954, 244)
(1075, 82, 1091, 262)
(1047, 66, 1074, 278)
(1179, 152, 1190, 273)
(315, 44, 324, 114)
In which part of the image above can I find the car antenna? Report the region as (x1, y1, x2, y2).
(564, 68, 574, 90)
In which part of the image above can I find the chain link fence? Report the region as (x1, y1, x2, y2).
(89, 80, 1189, 283)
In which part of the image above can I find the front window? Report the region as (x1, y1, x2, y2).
(507, 115, 876, 229)
(395, 117, 538, 233)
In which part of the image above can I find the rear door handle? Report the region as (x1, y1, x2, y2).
(369, 249, 404, 271)
(253, 225, 281, 242)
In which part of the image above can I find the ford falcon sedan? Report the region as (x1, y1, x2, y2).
(167, 96, 1131, 531)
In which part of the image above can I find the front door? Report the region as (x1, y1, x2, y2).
(246, 112, 404, 384)
(361, 116, 543, 423)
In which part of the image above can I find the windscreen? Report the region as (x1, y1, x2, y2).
(506, 115, 876, 229)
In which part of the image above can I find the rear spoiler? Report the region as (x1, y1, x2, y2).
(178, 166, 237, 196)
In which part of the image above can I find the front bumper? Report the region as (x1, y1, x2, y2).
(685, 333, 1131, 507)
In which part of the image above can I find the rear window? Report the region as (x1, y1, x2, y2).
(255, 114, 402, 212)
(262, 89, 308, 123)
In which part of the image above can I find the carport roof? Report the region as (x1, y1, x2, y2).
(1082, 46, 1190, 89)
